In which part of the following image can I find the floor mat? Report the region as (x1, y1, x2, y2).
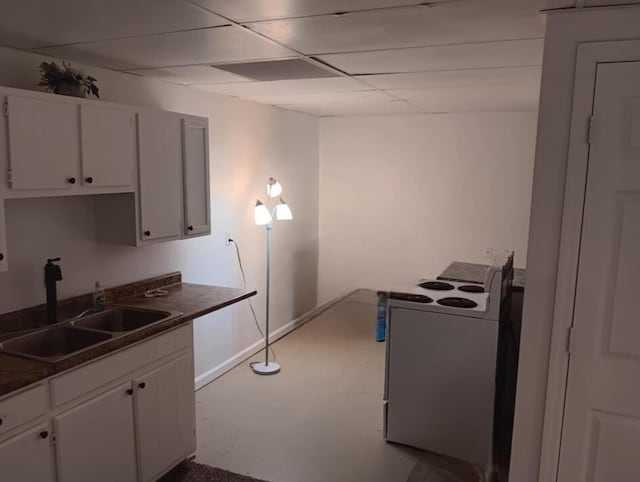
(406, 450, 483, 482)
(160, 462, 270, 482)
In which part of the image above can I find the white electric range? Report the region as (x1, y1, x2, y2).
(383, 255, 513, 476)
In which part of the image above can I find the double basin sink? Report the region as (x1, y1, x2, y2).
(0, 307, 182, 363)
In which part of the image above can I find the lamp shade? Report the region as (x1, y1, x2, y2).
(275, 198, 293, 220)
(267, 177, 283, 198)
(254, 199, 272, 225)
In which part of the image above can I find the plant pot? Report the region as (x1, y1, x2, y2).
(54, 83, 86, 98)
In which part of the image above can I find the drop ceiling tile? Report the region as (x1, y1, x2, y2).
(543, 0, 640, 8)
(0, 0, 227, 49)
(318, 39, 544, 75)
(359, 66, 542, 89)
(540, 0, 575, 7)
(388, 83, 541, 113)
(189, 0, 450, 22)
(280, 99, 423, 116)
(193, 77, 368, 96)
(245, 2, 545, 55)
(34, 26, 295, 71)
(246, 90, 422, 116)
(127, 65, 252, 85)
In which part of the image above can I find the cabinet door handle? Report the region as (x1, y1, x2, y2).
(39, 431, 49, 439)
(85, 177, 93, 184)
(143, 230, 151, 237)
(67, 177, 76, 184)
(187, 226, 194, 232)
(0, 417, 3, 426)
(0, 253, 4, 261)
(126, 388, 134, 396)
(138, 382, 146, 389)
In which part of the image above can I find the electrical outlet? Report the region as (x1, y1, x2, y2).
(483, 247, 494, 259)
(225, 232, 232, 246)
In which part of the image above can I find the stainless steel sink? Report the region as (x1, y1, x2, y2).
(70, 307, 173, 333)
(0, 326, 112, 363)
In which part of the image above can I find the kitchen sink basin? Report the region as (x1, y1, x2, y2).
(70, 307, 173, 333)
(0, 326, 112, 362)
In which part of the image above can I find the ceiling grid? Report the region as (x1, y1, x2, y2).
(0, 0, 565, 115)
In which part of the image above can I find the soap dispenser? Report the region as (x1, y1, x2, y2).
(93, 281, 106, 312)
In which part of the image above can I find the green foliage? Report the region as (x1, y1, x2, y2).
(38, 61, 100, 98)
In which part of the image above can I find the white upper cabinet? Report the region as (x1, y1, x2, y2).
(80, 105, 135, 189)
(182, 116, 210, 237)
(137, 112, 182, 242)
(6, 95, 80, 190)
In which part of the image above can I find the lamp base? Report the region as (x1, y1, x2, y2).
(251, 361, 281, 375)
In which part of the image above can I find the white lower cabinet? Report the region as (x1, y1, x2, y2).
(0, 423, 55, 482)
(0, 324, 196, 482)
(135, 354, 196, 481)
(54, 382, 137, 482)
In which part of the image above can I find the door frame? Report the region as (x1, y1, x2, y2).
(538, 39, 640, 482)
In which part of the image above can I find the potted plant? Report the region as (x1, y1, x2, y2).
(38, 61, 100, 99)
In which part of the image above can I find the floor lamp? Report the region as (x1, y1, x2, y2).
(252, 177, 293, 375)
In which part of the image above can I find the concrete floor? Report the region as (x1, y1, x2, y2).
(193, 292, 481, 482)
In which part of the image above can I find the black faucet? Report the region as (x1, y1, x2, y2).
(44, 258, 63, 324)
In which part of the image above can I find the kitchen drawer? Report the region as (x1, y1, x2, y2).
(50, 324, 192, 407)
(0, 384, 48, 435)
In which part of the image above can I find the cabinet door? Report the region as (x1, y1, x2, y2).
(0, 200, 6, 272)
(0, 423, 55, 482)
(54, 383, 137, 482)
(80, 105, 135, 188)
(7, 95, 80, 190)
(182, 117, 210, 237)
(134, 354, 196, 482)
(137, 112, 182, 241)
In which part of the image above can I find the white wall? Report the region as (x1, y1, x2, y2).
(509, 6, 640, 482)
(0, 47, 319, 384)
(318, 113, 537, 303)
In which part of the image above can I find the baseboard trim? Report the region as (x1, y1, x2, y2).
(194, 289, 359, 391)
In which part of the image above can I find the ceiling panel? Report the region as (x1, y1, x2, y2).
(193, 77, 368, 96)
(127, 65, 252, 85)
(245, 2, 545, 55)
(243, 90, 422, 116)
(388, 83, 541, 113)
(280, 100, 423, 116)
(0, 0, 227, 49)
(542, 0, 640, 8)
(34, 26, 296, 71)
(189, 0, 450, 22)
(359, 66, 542, 89)
(318, 39, 544, 75)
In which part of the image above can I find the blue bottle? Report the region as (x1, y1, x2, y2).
(376, 292, 387, 342)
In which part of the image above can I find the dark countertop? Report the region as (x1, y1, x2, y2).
(438, 261, 526, 290)
(0, 280, 256, 398)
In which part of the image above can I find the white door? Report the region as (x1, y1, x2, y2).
(80, 105, 135, 188)
(7, 95, 80, 190)
(558, 61, 640, 481)
(54, 383, 137, 482)
(137, 112, 182, 241)
(182, 117, 210, 236)
(0, 200, 6, 272)
(134, 354, 196, 482)
(0, 424, 55, 482)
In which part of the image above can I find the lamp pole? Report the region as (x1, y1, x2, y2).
(264, 222, 272, 367)
(252, 220, 280, 375)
